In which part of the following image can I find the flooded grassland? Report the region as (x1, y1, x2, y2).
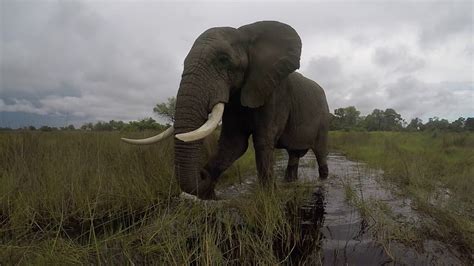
(0, 131, 472, 264)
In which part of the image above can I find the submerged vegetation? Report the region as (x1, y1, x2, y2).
(330, 131, 474, 256)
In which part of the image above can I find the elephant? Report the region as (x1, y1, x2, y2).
(122, 21, 329, 200)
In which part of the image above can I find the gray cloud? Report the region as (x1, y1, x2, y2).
(1, 0, 472, 127)
(385, 76, 473, 120)
(418, 1, 473, 48)
(373, 46, 425, 73)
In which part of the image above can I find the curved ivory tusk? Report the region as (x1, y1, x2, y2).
(175, 103, 224, 142)
(121, 126, 174, 145)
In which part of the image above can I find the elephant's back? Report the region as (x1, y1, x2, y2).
(277, 72, 329, 149)
(287, 72, 329, 114)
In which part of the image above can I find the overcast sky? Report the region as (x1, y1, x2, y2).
(1, 0, 473, 127)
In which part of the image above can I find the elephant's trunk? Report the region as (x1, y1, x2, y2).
(173, 77, 215, 199)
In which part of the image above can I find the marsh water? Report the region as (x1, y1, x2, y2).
(217, 152, 465, 265)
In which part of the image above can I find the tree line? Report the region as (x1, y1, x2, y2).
(0, 118, 168, 132)
(1, 98, 472, 132)
(330, 106, 474, 132)
(0, 98, 176, 132)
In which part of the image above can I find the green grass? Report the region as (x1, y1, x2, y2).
(3, 130, 472, 263)
(0, 131, 317, 264)
(344, 183, 420, 260)
(330, 131, 474, 254)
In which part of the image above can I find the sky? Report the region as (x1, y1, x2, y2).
(1, 0, 473, 128)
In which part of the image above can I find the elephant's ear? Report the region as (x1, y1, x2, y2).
(238, 21, 301, 108)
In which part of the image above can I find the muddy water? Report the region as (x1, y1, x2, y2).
(218, 152, 465, 265)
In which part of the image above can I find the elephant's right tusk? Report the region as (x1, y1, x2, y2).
(175, 103, 224, 142)
(121, 126, 174, 145)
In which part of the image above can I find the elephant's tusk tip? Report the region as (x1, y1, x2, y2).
(120, 127, 175, 145)
(180, 192, 200, 201)
(175, 134, 193, 142)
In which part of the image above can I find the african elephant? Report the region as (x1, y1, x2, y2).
(122, 21, 329, 199)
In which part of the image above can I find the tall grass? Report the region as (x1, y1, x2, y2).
(330, 131, 474, 253)
(0, 131, 318, 264)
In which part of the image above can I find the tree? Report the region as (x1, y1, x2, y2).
(449, 117, 465, 132)
(332, 106, 361, 130)
(424, 117, 450, 131)
(128, 117, 165, 131)
(80, 123, 94, 131)
(153, 97, 176, 123)
(364, 108, 403, 131)
(383, 108, 404, 131)
(364, 109, 384, 131)
(406, 117, 423, 131)
(109, 120, 125, 130)
(39, 126, 57, 131)
(93, 121, 113, 131)
(465, 117, 474, 131)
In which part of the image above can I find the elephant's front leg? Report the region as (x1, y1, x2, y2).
(253, 139, 276, 187)
(203, 133, 250, 186)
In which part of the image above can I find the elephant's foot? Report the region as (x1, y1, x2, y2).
(196, 169, 217, 199)
(284, 164, 298, 182)
(257, 172, 277, 191)
(199, 189, 216, 200)
(318, 164, 328, 179)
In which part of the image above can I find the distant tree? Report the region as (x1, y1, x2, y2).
(465, 117, 474, 131)
(60, 124, 75, 131)
(364, 109, 384, 131)
(383, 108, 404, 131)
(449, 117, 465, 132)
(93, 121, 113, 131)
(40, 126, 57, 132)
(328, 113, 338, 130)
(406, 117, 423, 131)
(128, 117, 165, 131)
(424, 117, 450, 131)
(28, 126, 37, 131)
(109, 120, 125, 130)
(80, 122, 94, 131)
(332, 106, 361, 130)
(154, 97, 176, 123)
(364, 108, 403, 131)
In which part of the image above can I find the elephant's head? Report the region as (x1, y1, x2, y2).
(122, 21, 301, 199)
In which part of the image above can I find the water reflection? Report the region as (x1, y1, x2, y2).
(276, 185, 326, 264)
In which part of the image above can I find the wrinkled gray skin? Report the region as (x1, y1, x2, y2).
(174, 21, 329, 199)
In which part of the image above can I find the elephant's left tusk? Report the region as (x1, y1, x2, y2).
(175, 103, 224, 142)
(121, 126, 174, 145)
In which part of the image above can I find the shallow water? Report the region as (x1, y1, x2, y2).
(218, 152, 465, 265)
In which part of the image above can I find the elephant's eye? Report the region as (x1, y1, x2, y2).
(216, 54, 233, 69)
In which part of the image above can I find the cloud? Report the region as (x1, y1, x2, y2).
(372, 45, 425, 73)
(1, 0, 182, 123)
(418, 1, 473, 48)
(0, 99, 47, 115)
(1, 0, 472, 127)
(385, 76, 474, 120)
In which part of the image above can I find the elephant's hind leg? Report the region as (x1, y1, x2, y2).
(285, 149, 308, 182)
(312, 133, 328, 179)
